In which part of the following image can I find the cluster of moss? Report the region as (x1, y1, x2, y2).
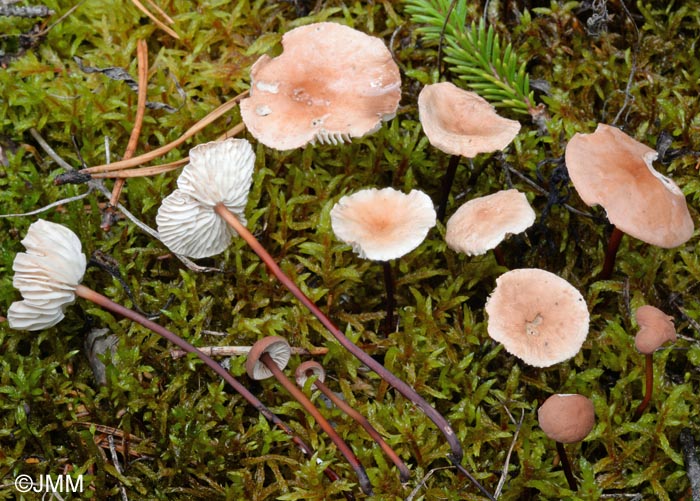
(1, 0, 699, 499)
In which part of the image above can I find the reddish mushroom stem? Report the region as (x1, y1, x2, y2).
(600, 226, 624, 279)
(555, 441, 578, 491)
(73, 284, 348, 492)
(633, 353, 654, 420)
(436, 154, 461, 222)
(492, 246, 506, 268)
(299, 365, 411, 482)
(259, 353, 373, 495)
(383, 260, 396, 336)
(214, 203, 464, 463)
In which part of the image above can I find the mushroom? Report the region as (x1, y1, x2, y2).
(417, 82, 521, 221)
(157, 139, 465, 466)
(565, 123, 694, 279)
(7, 221, 343, 486)
(445, 189, 535, 267)
(484, 268, 589, 367)
(156, 138, 254, 259)
(632, 305, 677, 420)
(246, 337, 373, 495)
(8, 219, 86, 331)
(240, 22, 401, 150)
(330, 187, 436, 333)
(538, 393, 595, 490)
(295, 360, 411, 481)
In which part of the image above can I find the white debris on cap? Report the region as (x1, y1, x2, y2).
(240, 22, 401, 150)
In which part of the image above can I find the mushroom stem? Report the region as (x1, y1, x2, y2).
(600, 226, 624, 279)
(72, 284, 346, 489)
(555, 441, 578, 491)
(492, 246, 506, 268)
(437, 154, 461, 222)
(633, 353, 654, 420)
(299, 366, 411, 482)
(214, 203, 465, 464)
(383, 260, 396, 336)
(259, 353, 373, 495)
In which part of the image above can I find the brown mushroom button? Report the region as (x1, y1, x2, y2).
(634, 305, 677, 354)
(538, 394, 595, 443)
(418, 82, 521, 157)
(485, 268, 589, 367)
(240, 22, 401, 150)
(565, 124, 694, 248)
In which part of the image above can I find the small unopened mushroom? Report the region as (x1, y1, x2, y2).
(538, 393, 595, 490)
(565, 124, 694, 279)
(240, 22, 401, 150)
(8, 222, 338, 484)
(246, 337, 373, 495)
(485, 268, 590, 367)
(418, 82, 521, 220)
(331, 187, 436, 334)
(295, 361, 410, 481)
(632, 305, 677, 420)
(445, 189, 535, 266)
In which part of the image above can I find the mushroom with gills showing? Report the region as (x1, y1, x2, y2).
(564, 123, 694, 279)
(330, 187, 436, 335)
(246, 337, 373, 495)
(538, 393, 596, 491)
(445, 189, 536, 267)
(6, 220, 349, 490)
(240, 22, 401, 150)
(295, 360, 411, 482)
(485, 268, 590, 367)
(632, 305, 677, 420)
(418, 82, 521, 221)
(156, 138, 477, 484)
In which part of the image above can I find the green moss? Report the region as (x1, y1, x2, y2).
(1, 0, 699, 499)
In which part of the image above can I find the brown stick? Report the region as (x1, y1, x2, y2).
(82, 92, 248, 174)
(170, 345, 329, 359)
(213, 203, 464, 462)
(104, 39, 149, 227)
(72, 284, 346, 489)
(90, 123, 245, 180)
(260, 353, 373, 495)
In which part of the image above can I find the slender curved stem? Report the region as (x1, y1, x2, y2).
(304, 371, 411, 482)
(437, 154, 461, 222)
(215, 203, 464, 464)
(260, 354, 373, 495)
(73, 284, 348, 492)
(556, 441, 578, 491)
(601, 226, 624, 280)
(633, 353, 654, 420)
